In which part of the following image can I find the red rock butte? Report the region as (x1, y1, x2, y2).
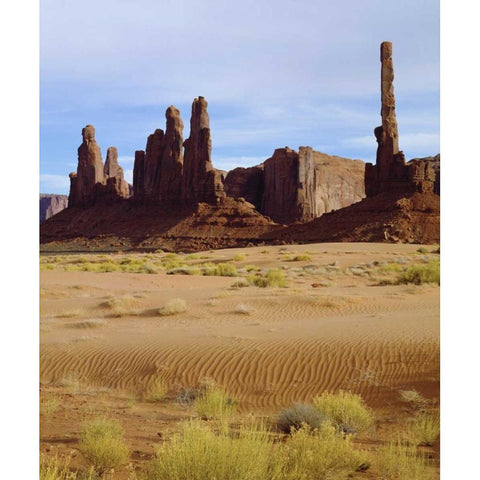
(41, 43, 439, 251)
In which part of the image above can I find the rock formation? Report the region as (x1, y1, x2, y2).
(40, 194, 68, 222)
(224, 148, 365, 225)
(133, 150, 146, 200)
(68, 125, 130, 206)
(223, 165, 265, 210)
(365, 42, 435, 196)
(68, 125, 105, 206)
(158, 106, 184, 202)
(408, 154, 440, 195)
(104, 147, 130, 199)
(182, 97, 225, 204)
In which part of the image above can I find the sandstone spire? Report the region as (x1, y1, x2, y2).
(68, 125, 105, 206)
(364, 42, 435, 196)
(104, 146, 130, 199)
(182, 97, 225, 204)
(133, 150, 146, 200)
(157, 106, 184, 202)
(377, 41, 399, 182)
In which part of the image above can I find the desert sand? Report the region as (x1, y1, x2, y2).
(40, 242, 439, 477)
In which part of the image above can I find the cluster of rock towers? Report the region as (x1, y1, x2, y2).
(365, 42, 435, 196)
(68, 42, 437, 223)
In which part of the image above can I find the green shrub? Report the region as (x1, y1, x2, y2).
(194, 386, 236, 421)
(248, 269, 288, 288)
(312, 391, 374, 434)
(396, 260, 440, 285)
(233, 253, 246, 262)
(416, 247, 429, 254)
(79, 417, 130, 472)
(408, 412, 440, 446)
(202, 263, 238, 277)
(148, 420, 279, 480)
(375, 440, 434, 479)
(277, 403, 326, 433)
(282, 423, 370, 479)
(40, 454, 95, 480)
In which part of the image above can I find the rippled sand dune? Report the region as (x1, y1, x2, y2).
(40, 242, 439, 412)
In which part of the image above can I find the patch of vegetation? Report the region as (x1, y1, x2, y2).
(233, 253, 246, 262)
(416, 247, 429, 254)
(69, 319, 107, 329)
(40, 454, 95, 480)
(375, 440, 434, 479)
(277, 403, 326, 433)
(247, 269, 288, 288)
(147, 420, 279, 480)
(312, 390, 374, 434)
(79, 417, 130, 473)
(282, 423, 370, 479)
(202, 262, 238, 277)
(290, 254, 312, 262)
(40, 396, 60, 419)
(145, 377, 168, 402)
(194, 385, 236, 421)
(157, 298, 187, 316)
(399, 390, 429, 409)
(100, 295, 140, 317)
(407, 412, 440, 446)
(167, 267, 202, 275)
(396, 260, 440, 285)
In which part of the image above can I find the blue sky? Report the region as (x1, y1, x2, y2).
(40, 0, 439, 194)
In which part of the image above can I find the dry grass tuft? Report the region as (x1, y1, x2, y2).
(100, 295, 140, 317)
(194, 385, 236, 421)
(407, 412, 440, 446)
(158, 298, 187, 316)
(399, 389, 429, 409)
(79, 417, 130, 473)
(375, 440, 434, 479)
(247, 269, 288, 288)
(40, 454, 95, 480)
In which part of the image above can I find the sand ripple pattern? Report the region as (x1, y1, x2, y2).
(40, 334, 439, 411)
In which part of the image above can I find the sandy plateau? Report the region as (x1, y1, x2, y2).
(40, 242, 439, 478)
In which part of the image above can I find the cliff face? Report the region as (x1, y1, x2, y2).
(40, 194, 68, 222)
(223, 148, 365, 224)
(408, 154, 440, 195)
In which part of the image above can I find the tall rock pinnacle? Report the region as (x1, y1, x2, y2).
(68, 125, 105, 206)
(364, 42, 435, 197)
(182, 97, 225, 204)
(377, 41, 399, 182)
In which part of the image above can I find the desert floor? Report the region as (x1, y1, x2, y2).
(40, 242, 440, 478)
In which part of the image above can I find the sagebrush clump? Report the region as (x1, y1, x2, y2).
(312, 390, 374, 434)
(79, 417, 130, 472)
(277, 403, 326, 433)
(396, 260, 440, 285)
